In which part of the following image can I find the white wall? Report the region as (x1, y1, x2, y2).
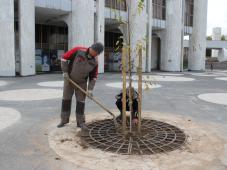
(212, 50, 219, 58)
(19, 0, 36, 76)
(95, 0, 105, 73)
(162, 0, 183, 71)
(0, 0, 15, 76)
(218, 48, 227, 62)
(188, 0, 208, 71)
(212, 27, 221, 59)
(146, 0, 152, 72)
(212, 27, 222, 40)
(71, 0, 94, 47)
(130, 0, 147, 72)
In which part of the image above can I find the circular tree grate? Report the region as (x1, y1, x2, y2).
(81, 119, 187, 155)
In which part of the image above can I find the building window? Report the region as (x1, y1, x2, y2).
(35, 24, 68, 51)
(104, 31, 123, 72)
(152, 0, 166, 20)
(105, 0, 127, 11)
(35, 24, 68, 72)
(185, 0, 194, 26)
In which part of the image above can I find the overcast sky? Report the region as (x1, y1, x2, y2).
(207, 0, 227, 35)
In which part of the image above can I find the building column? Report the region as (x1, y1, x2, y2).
(130, 0, 147, 72)
(188, 0, 208, 71)
(218, 49, 227, 62)
(212, 27, 221, 58)
(161, 0, 183, 71)
(62, 14, 73, 49)
(95, 0, 105, 73)
(0, 0, 15, 76)
(146, 0, 152, 72)
(19, 0, 35, 76)
(71, 0, 94, 47)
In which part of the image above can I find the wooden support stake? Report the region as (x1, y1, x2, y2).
(122, 47, 127, 133)
(127, 0, 133, 133)
(137, 47, 143, 133)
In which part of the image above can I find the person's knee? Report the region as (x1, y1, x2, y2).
(76, 92, 86, 102)
(63, 91, 74, 100)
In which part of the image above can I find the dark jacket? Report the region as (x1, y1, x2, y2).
(115, 89, 138, 118)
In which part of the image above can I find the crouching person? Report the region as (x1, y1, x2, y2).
(57, 42, 104, 133)
(115, 87, 138, 125)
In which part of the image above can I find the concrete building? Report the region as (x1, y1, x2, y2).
(212, 27, 222, 58)
(0, 0, 208, 76)
(210, 27, 227, 62)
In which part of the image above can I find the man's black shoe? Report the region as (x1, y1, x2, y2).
(57, 122, 66, 128)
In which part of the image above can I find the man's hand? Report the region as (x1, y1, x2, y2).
(132, 118, 138, 125)
(115, 95, 121, 100)
(63, 73, 69, 80)
(87, 90, 93, 98)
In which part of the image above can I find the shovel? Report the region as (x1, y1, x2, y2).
(68, 78, 119, 128)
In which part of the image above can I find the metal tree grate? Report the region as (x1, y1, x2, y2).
(81, 119, 187, 155)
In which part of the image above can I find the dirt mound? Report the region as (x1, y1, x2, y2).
(48, 111, 227, 170)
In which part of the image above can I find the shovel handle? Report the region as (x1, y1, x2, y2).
(68, 78, 116, 119)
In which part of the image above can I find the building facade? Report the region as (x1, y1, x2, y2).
(0, 0, 208, 76)
(211, 27, 227, 62)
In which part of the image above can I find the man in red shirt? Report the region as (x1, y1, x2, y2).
(57, 42, 104, 132)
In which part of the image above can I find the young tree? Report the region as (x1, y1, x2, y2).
(116, 0, 146, 134)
